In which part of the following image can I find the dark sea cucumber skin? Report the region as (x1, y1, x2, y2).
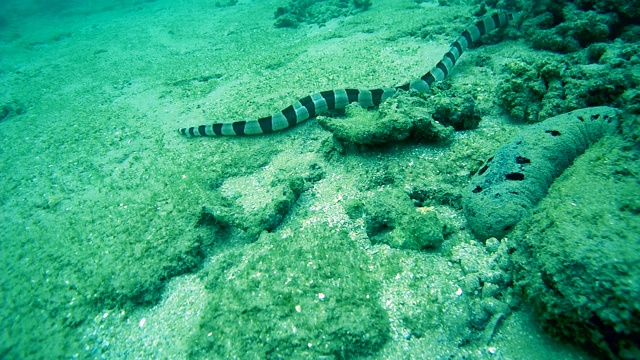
(464, 106, 618, 240)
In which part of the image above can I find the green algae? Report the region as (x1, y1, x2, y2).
(190, 224, 389, 359)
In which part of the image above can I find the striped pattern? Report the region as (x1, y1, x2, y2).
(179, 11, 512, 137)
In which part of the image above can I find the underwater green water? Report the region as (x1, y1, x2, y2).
(1, 0, 638, 359)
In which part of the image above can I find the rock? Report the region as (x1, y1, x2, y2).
(511, 137, 640, 359)
(191, 224, 389, 359)
(345, 188, 444, 250)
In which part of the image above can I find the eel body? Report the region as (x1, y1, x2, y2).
(178, 11, 512, 137)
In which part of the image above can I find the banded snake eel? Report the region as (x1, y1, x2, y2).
(178, 11, 513, 137)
